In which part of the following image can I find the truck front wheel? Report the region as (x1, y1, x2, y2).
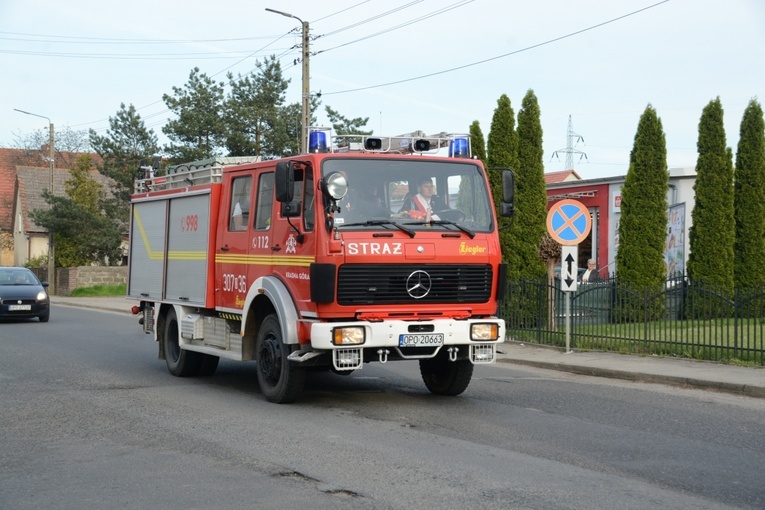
(163, 308, 202, 377)
(255, 314, 305, 403)
(419, 351, 474, 396)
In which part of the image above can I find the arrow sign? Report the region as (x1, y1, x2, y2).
(561, 245, 578, 292)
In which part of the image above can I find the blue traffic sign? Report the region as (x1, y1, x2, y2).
(547, 199, 592, 246)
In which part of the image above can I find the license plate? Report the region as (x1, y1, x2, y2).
(399, 333, 444, 347)
(8, 304, 31, 311)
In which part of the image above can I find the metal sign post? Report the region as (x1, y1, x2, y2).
(546, 200, 592, 354)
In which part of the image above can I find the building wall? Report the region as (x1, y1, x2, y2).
(55, 266, 127, 296)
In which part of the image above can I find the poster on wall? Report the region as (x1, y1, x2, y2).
(665, 203, 685, 277)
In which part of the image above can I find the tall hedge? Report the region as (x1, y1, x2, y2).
(687, 98, 735, 293)
(513, 90, 548, 280)
(486, 94, 518, 269)
(614, 105, 669, 320)
(469, 120, 487, 167)
(733, 99, 765, 289)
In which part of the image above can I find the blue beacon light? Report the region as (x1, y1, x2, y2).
(449, 137, 469, 158)
(309, 131, 328, 153)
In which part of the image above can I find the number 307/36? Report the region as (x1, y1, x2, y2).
(223, 273, 246, 293)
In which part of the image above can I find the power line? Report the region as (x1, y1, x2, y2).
(322, 0, 670, 96)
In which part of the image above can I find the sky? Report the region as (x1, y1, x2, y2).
(1, 0, 763, 180)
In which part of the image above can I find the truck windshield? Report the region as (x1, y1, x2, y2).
(324, 158, 494, 233)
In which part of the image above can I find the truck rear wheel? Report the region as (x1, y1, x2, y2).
(255, 313, 305, 403)
(163, 308, 202, 377)
(419, 351, 474, 396)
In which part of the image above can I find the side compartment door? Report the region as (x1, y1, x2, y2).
(128, 199, 167, 300)
(165, 193, 210, 305)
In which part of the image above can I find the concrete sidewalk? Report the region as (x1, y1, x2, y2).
(52, 295, 765, 399)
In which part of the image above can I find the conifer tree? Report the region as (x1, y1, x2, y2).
(616, 105, 669, 286)
(162, 67, 226, 163)
(514, 90, 548, 280)
(615, 105, 669, 320)
(89, 103, 160, 206)
(687, 98, 735, 296)
(469, 120, 487, 167)
(733, 99, 765, 289)
(486, 94, 518, 268)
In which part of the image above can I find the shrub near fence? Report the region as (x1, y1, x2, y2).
(503, 274, 765, 365)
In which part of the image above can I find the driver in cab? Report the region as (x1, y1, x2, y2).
(396, 177, 446, 221)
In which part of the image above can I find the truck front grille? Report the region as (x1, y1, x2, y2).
(337, 264, 492, 305)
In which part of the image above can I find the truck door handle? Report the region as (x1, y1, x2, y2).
(271, 245, 281, 251)
(221, 245, 230, 252)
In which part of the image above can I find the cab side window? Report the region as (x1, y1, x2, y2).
(229, 176, 252, 231)
(255, 173, 274, 230)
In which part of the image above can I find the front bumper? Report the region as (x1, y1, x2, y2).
(309, 318, 504, 370)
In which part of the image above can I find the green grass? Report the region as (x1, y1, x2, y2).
(507, 316, 765, 365)
(69, 283, 126, 297)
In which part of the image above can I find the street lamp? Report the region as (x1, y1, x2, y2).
(14, 108, 56, 295)
(266, 7, 310, 154)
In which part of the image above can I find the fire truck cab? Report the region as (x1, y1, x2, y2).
(128, 130, 515, 403)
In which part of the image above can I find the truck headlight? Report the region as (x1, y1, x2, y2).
(332, 326, 365, 345)
(471, 323, 498, 341)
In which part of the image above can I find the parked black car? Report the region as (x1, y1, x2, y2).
(0, 267, 50, 322)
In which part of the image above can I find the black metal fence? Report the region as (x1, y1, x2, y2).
(502, 274, 765, 365)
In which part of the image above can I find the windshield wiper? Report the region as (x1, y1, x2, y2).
(404, 220, 475, 239)
(338, 220, 416, 238)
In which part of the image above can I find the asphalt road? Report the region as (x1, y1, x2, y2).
(2, 305, 764, 509)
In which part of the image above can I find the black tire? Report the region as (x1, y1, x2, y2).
(163, 308, 202, 377)
(39, 313, 50, 323)
(198, 354, 220, 376)
(255, 314, 305, 403)
(419, 351, 474, 396)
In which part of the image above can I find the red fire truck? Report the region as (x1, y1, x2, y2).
(128, 130, 514, 403)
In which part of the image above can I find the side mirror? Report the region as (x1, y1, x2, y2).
(275, 161, 294, 202)
(500, 169, 515, 217)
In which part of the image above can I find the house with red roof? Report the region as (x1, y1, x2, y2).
(0, 148, 111, 267)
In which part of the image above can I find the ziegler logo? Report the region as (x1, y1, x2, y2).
(459, 242, 487, 255)
(346, 242, 402, 255)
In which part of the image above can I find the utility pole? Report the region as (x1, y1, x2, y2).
(552, 115, 588, 171)
(266, 8, 310, 154)
(14, 108, 56, 294)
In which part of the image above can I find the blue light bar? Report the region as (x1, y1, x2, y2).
(309, 131, 328, 153)
(449, 137, 470, 158)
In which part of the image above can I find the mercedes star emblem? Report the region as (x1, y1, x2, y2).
(406, 270, 432, 299)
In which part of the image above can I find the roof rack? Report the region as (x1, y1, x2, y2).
(134, 156, 260, 193)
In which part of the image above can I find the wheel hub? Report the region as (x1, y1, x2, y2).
(259, 337, 282, 384)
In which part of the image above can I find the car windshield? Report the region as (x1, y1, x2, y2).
(323, 158, 494, 233)
(0, 270, 36, 285)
